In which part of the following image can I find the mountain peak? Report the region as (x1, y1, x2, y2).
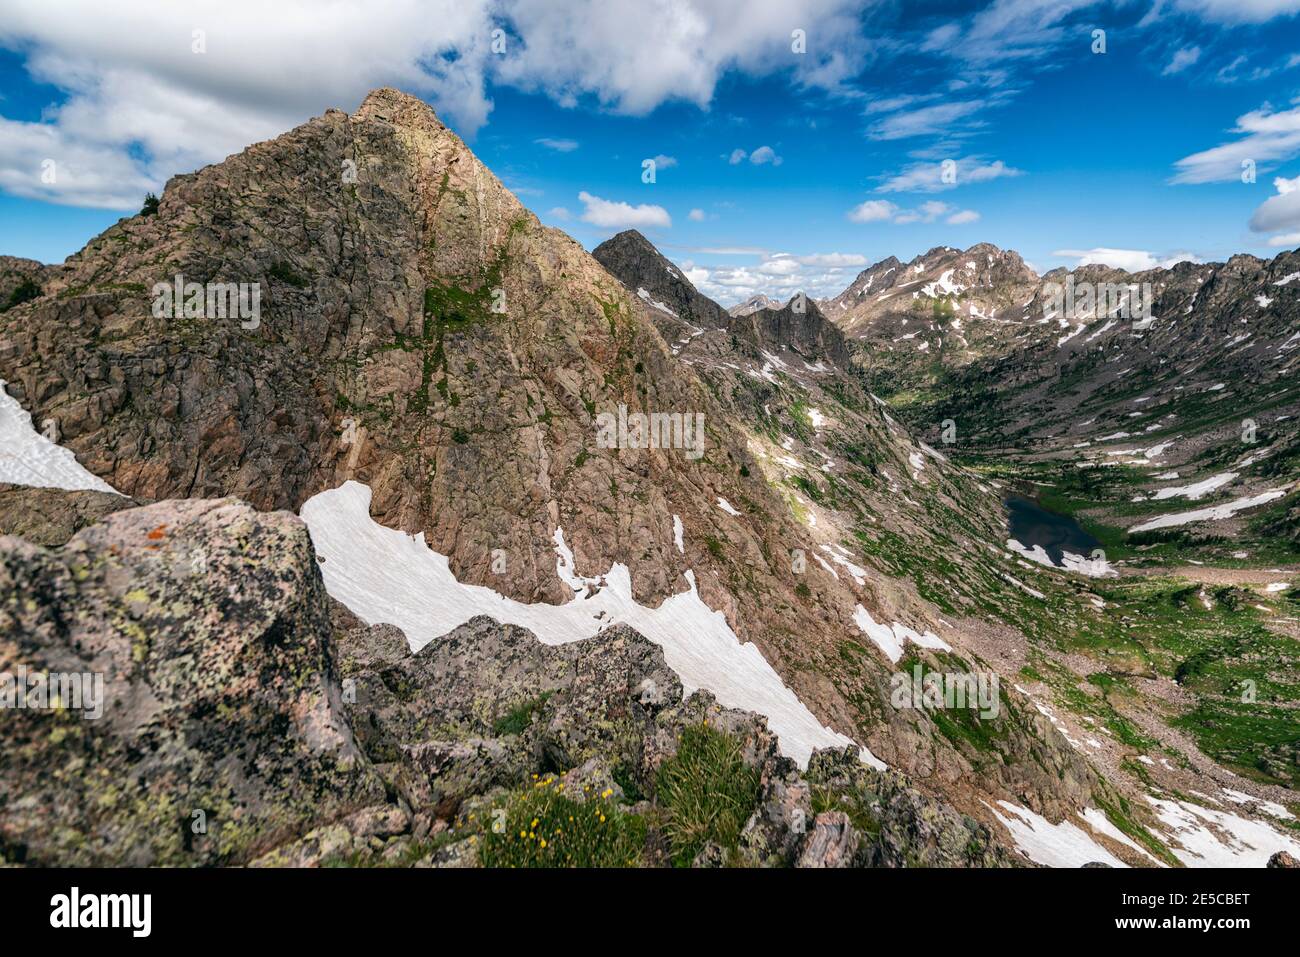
(353, 87, 443, 127)
(592, 230, 728, 329)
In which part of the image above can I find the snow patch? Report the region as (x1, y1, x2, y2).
(0, 382, 119, 494)
(301, 481, 871, 769)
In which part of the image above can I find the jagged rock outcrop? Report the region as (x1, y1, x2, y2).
(726, 296, 853, 371)
(592, 229, 727, 329)
(0, 497, 387, 866)
(0, 256, 48, 314)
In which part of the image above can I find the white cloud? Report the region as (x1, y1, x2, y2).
(847, 199, 898, 223)
(577, 190, 671, 228)
(848, 197, 978, 226)
(494, 0, 870, 115)
(649, 153, 678, 169)
(727, 145, 782, 166)
(876, 157, 1022, 193)
(0, 116, 157, 208)
(0, 0, 865, 209)
(688, 208, 706, 221)
(0, 0, 497, 207)
(547, 206, 572, 220)
(748, 145, 782, 166)
(1169, 0, 1300, 24)
(535, 137, 579, 151)
(867, 100, 989, 140)
(1266, 231, 1300, 246)
(1249, 174, 1300, 234)
(1053, 248, 1202, 271)
(795, 252, 869, 267)
(1162, 46, 1201, 76)
(920, 0, 1098, 64)
(1172, 103, 1300, 184)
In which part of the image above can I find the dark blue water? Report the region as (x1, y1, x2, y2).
(1004, 494, 1100, 564)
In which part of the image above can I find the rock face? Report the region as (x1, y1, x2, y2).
(0, 497, 385, 865)
(727, 296, 853, 372)
(0, 483, 139, 546)
(0, 256, 48, 313)
(592, 229, 728, 330)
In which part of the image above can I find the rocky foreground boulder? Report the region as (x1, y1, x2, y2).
(0, 490, 1020, 867)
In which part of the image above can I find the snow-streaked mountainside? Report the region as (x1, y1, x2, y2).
(2, 89, 1298, 870)
(301, 480, 876, 770)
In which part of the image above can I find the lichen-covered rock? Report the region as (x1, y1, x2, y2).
(0, 483, 139, 546)
(797, 811, 862, 868)
(0, 497, 387, 866)
(804, 747, 1020, 868)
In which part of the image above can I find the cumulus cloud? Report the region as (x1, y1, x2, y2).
(0, 0, 497, 207)
(1249, 174, 1300, 234)
(0, 116, 158, 208)
(1053, 248, 1202, 271)
(494, 0, 870, 115)
(577, 191, 671, 228)
(847, 199, 898, 223)
(649, 153, 678, 169)
(0, 0, 864, 209)
(687, 255, 862, 304)
(688, 208, 706, 221)
(946, 209, 980, 224)
(729, 145, 782, 166)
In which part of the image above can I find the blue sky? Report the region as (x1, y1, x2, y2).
(1, 0, 1299, 304)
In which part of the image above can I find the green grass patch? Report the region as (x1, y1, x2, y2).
(655, 723, 761, 866)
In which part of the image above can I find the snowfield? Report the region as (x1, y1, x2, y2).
(0, 382, 119, 494)
(986, 801, 1127, 868)
(1128, 488, 1290, 533)
(852, 603, 950, 663)
(301, 481, 881, 770)
(1144, 796, 1300, 867)
(1007, 538, 1114, 578)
